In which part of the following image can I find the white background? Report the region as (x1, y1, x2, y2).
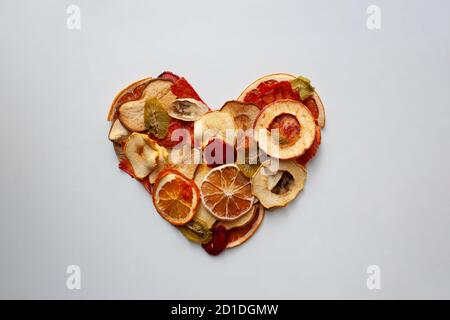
(1, 0, 449, 299)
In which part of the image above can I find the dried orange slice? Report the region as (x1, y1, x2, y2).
(152, 169, 199, 226)
(200, 164, 254, 220)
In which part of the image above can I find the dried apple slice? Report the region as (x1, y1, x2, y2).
(238, 73, 326, 128)
(108, 77, 152, 121)
(118, 99, 147, 132)
(194, 111, 237, 148)
(123, 133, 167, 179)
(254, 99, 316, 159)
(220, 100, 260, 131)
(108, 119, 130, 144)
(251, 160, 306, 208)
(168, 98, 209, 121)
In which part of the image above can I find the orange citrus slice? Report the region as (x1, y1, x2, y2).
(227, 204, 264, 248)
(152, 169, 199, 226)
(200, 164, 254, 220)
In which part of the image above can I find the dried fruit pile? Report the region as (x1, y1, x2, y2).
(107, 72, 325, 255)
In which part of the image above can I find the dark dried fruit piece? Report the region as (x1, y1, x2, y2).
(179, 220, 213, 244)
(202, 225, 229, 256)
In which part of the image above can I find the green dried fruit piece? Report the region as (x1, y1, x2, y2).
(144, 98, 170, 139)
(178, 219, 212, 244)
(290, 76, 315, 100)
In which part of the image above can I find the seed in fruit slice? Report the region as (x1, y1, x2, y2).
(254, 99, 316, 159)
(152, 169, 199, 226)
(194, 111, 237, 148)
(123, 133, 167, 179)
(220, 100, 260, 131)
(200, 164, 254, 220)
(226, 204, 264, 248)
(251, 160, 306, 208)
(178, 219, 212, 244)
(144, 98, 170, 139)
(168, 98, 209, 122)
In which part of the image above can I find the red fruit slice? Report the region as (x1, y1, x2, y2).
(149, 119, 194, 148)
(158, 71, 180, 83)
(202, 225, 229, 256)
(296, 126, 321, 166)
(203, 138, 237, 168)
(118, 159, 135, 178)
(171, 77, 204, 103)
(243, 80, 299, 109)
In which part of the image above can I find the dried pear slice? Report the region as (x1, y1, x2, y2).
(178, 219, 212, 244)
(194, 111, 237, 148)
(144, 98, 170, 139)
(220, 100, 260, 131)
(168, 98, 209, 121)
(251, 160, 306, 208)
(254, 99, 316, 159)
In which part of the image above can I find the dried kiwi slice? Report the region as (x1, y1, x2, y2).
(144, 98, 170, 139)
(178, 219, 212, 244)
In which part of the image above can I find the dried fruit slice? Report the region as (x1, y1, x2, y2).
(171, 77, 204, 102)
(169, 145, 199, 179)
(152, 169, 199, 226)
(178, 219, 212, 244)
(194, 111, 237, 148)
(217, 204, 257, 230)
(158, 71, 180, 83)
(200, 164, 254, 220)
(108, 119, 130, 143)
(226, 204, 264, 248)
(254, 99, 316, 159)
(150, 119, 194, 148)
(118, 99, 147, 132)
(193, 164, 218, 228)
(237, 73, 297, 101)
(108, 77, 152, 121)
(220, 101, 260, 131)
(296, 125, 321, 167)
(117, 79, 176, 132)
(123, 133, 167, 179)
(251, 160, 306, 208)
(168, 98, 209, 122)
(238, 73, 326, 128)
(144, 98, 170, 139)
(202, 225, 229, 256)
(203, 138, 237, 168)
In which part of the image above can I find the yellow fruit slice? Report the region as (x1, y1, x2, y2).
(200, 164, 254, 221)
